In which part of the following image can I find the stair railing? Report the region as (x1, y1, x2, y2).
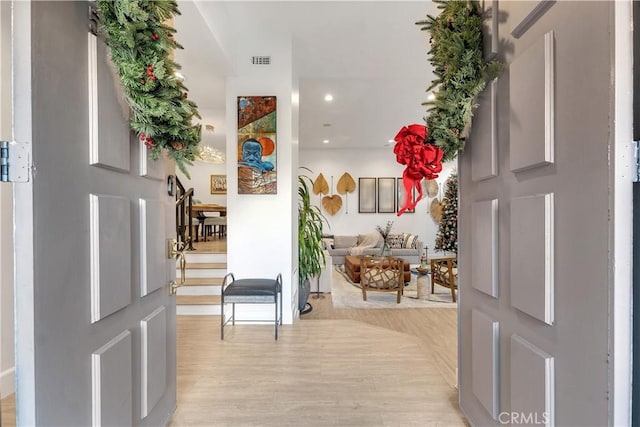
(175, 177, 195, 251)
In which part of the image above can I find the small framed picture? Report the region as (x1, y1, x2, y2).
(210, 174, 227, 194)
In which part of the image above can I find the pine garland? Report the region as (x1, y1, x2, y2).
(417, 0, 502, 162)
(97, 0, 201, 177)
(434, 173, 458, 253)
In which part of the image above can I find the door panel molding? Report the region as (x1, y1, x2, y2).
(90, 194, 132, 323)
(141, 306, 167, 419)
(140, 199, 167, 297)
(510, 1, 556, 38)
(92, 331, 133, 427)
(509, 31, 555, 172)
(471, 199, 498, 297)
(139, 141, 164, 181)
(510, 193, 554, 325)
(470, 79, 498, 182)
(88, 32, 130, 173)
(510, 334, 554, 427)
(471, 309, 500, 419)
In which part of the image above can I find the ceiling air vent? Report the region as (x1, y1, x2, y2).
(251, 56, 271, 65)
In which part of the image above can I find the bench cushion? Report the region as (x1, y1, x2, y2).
(224, 278, 279, 297)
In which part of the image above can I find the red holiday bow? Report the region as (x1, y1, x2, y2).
(393, 124, 444, 215)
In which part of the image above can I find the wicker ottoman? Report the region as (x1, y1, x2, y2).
(344, 255, 411, 283)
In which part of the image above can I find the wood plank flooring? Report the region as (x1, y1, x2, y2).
(1, 236, 465, 426)
(169, 315, 465, 427)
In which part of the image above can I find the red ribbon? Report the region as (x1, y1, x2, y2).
(393, 124, 444, 216)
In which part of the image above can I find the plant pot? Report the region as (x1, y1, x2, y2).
(299, 279, 311, 312)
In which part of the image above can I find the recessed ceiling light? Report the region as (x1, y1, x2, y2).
(323, 139, 330, 144)
(324, 94, 333, 102)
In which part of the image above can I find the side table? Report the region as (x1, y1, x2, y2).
(413, 267, 429, 300)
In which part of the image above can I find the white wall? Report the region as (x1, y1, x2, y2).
(0, 0, 15, 397)
(176, 161, 226, 205)
(300, 148, 457, 251)
(176, 108, 227, 204)
(225, 34, 297, 323)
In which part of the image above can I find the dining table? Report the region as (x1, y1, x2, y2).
(190, 204, 227, 242)
(191, 203, 227, 217)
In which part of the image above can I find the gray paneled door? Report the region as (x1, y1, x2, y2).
(12, 2, 176, 425)
(459, 1, 630, 426)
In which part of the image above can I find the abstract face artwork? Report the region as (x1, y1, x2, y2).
(237, 96, 277, 194)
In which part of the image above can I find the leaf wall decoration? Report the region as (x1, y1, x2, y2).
(313, 173, 329, 195)
(322, 195, 343, 216)
(337, 173, 356, 195)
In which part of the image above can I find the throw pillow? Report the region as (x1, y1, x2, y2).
(333, 235, 358, 249)
(387, 234, 404, 249)
(402, 233, 420, 249)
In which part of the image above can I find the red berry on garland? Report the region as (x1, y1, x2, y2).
(152, 34, 159, 41)
(140, 79, 146, 84)
(150, 76, 156, 81)
(144, 137, 155, 149)
(183, 92, 188, 99)
(148, 66, 154, 71)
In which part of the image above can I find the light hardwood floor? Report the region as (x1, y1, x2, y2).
(1, 236, 465, 426)
(169, 315, 465, 427)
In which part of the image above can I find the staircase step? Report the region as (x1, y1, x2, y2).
(183, 277, 224, 286)
(185, 262, 227, 270)
(184, 252, 227, 263)
(176, 295, 221, 305)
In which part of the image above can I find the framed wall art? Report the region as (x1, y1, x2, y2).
(377, 177, 396, 213)
(397, 177, 415, 214)
(237, 96, 277, 194)
(358, 178, 376, 213)
(210, 174, 227, 195)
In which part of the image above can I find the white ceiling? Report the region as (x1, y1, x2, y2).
(173, 1, 438, 151)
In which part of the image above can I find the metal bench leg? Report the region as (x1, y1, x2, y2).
(274, 295, 278, 340)
(221, 301, 225, 340)
(232, 303, 235, 325)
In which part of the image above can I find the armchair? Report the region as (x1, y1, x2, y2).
(430, 257, 458, 302)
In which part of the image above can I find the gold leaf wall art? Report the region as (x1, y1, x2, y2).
(337, 173, 356, 194)
(322, 195, 342, 216)
(336, 172, 356, 214)
(313, 173, 329, 195)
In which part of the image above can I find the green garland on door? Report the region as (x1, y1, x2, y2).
(417, 0, 502, 162)
(97, 0, 201, 177)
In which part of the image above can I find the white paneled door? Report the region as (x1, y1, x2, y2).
(459, 1, 632, 426)
(12, 2, 177, 425)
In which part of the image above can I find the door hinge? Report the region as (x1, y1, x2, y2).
(634, 140, 640, 182)
(0, 141, 31, 183)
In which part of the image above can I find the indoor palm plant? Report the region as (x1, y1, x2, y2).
(298, 169, 327, 313)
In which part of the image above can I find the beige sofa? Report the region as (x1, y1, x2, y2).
(324, 232, 422, 265)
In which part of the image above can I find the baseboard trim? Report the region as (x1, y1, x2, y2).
(1, 366, 15, 397)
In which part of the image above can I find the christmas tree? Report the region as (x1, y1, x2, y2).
(434, 173, 458, 253)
